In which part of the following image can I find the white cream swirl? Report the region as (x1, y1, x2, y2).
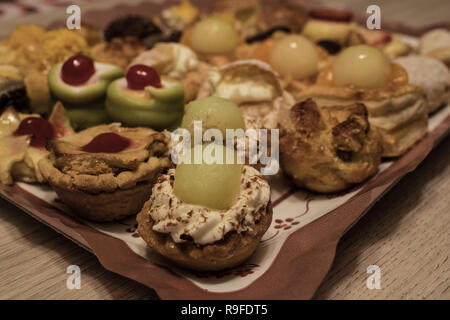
(165, 43, 199, 79)
(207, 61, 281, 105)
(148, 166, 270, 245)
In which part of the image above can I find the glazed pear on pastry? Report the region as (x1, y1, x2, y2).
(197, 59, 294, 130)
(296, 45, 428, 157)
(137, 146, 272, 271)
(279, 99, 383, 193)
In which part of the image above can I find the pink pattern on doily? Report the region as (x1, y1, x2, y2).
(189, 263, 260, 279)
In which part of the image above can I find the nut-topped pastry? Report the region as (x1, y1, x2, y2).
(129, 42, 210, 102)
(39, 124, 171, 221)
(197, 59, 294, 130)
(297, 45, 428, 157)
(137, 145, 272, 271)
(279, 99, 383, 193)
(0, 103, 74, 185)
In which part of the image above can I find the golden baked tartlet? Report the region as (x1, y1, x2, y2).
(39, 124, 171, 221)
(297, 45, 428, 157)
(137, 146, 272, 271)
(279, 99, 383, 193)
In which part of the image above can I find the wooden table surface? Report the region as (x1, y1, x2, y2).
(0, 0, 449, 300)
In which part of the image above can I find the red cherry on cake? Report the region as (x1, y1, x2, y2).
(14, 117, 55, 148)
(126, 65, 162, 90)
(81, 132, 131, 153)
(61, 54, 95, 85)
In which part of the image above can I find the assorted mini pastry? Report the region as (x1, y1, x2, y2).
(38, 124, 171, 222)
(0, 1, 449, 272)
(0, 102, 74, 185)
(207, 0, 308, 42)
(137, 145, 272, 271)
(301, 7, 412, 59)
(105, 64, 185, 130)
(48, 54, 124, 129)
(297, 45, 428, 157)
(197, 59, 294, 130)
(129, 42, 210, 102)
(279, 99, 383, 193)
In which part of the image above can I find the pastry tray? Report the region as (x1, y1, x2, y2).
(1, 0, 450, 299)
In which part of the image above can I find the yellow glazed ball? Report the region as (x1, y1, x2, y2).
(189, 18, 238, 55)
(270, 34, 319, 80)
(333, 45, 391, 88)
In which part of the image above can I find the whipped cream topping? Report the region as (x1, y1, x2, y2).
(208, 68, 278, 105)
(148, 166, 270, 245)
(164, 43, 199, 79)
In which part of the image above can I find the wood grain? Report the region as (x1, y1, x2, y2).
(0, 0, 449, 300)
(314, 136, 450, 300)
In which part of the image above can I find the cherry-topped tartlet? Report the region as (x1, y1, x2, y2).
(39, 123, 171, 221)
(81, 132, 131, 153)
(14, 117, 55, 148)
(106, 64, 184, 130)
(48, 54, 123, 129)
(0, 103, 74, 185)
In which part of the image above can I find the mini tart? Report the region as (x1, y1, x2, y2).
(129, 42, 210, 102)
(279, 99, 383, 193)
(39, 124, 171, 222)
(296, 63, 428, 157)
(137, 166, 272, 271)
(197, 59, 294, 130)
(395, 55, 450, 113)
(0, 102, 74, 185)
(48, 59, 123, 129)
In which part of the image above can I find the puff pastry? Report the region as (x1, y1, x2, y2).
(297, 64, 428, 157)
(279, 99, 383, 193)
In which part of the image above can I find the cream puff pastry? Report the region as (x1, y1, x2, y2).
(279, 99, 382, 193)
